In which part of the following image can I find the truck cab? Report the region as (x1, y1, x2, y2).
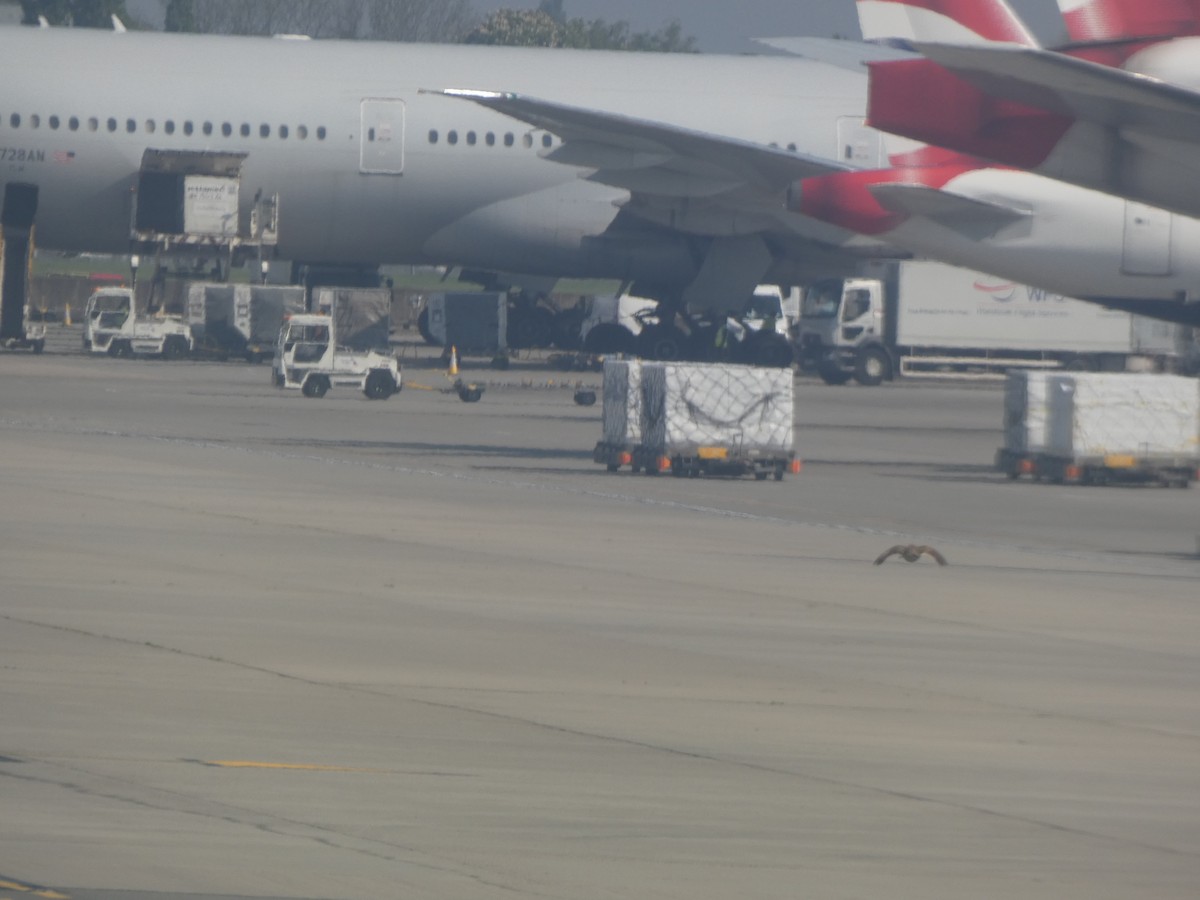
(84, 286, 193, 359)
(798, 278, 891, 385)
(273, 313, 401, 399)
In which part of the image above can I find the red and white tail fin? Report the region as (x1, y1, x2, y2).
(1058, 0, 1200, 43)
(856, 0, 1037, 46)
(855, 0, 1037, 167)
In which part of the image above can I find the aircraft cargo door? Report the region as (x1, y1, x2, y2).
(360, 99, 406, 175)
(1122, 201, 1172, 276)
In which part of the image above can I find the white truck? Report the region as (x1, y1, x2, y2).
(272, 312, 401, 399)
(83, 287, 194, 359)
(798, 260, 1191, 386)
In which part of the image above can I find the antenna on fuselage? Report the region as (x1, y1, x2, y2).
(37, 15, 49, 27)
(112, 15, 127, 32)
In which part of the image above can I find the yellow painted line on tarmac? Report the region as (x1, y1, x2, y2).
(202, 760, 377, 772)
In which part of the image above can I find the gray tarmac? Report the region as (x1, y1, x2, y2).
(1, 340, 1198, 900)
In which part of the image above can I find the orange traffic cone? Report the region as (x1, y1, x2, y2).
(448, 345, 459, 376)
(64, 303, 72, 326)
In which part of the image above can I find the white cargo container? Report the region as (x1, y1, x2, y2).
(997, 371, 1200, 486)
(593, 359, 644, 471)
(632, 362, 797, 480)
(188, 283, 305, 361)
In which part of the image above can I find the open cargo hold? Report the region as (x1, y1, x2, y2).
(996, 371, 1200, 485)
(596, 361, 797, 480)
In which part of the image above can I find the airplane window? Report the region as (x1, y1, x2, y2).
(145, 120, 156, 134)
(466, 131, 476, 146)
(107, 117, 117, 132)
(522, 133, 533, 149)
(486, 132, 495, 146)
(368, 127, 376, 142)
(9, 113, 18, 128)
(428, 129, 438, 144)
(504, 133, 514, 147)
(316, 126, 326, 140)
(260, 124, 270, 138)
(203, 122, 213, 135)
(88, 117, 98, 132)
(126, 119, 136, 133)
(279, 124, 288, 139)
(448, 130, 458, 145)
(165, 121, 175, 135)
(49, 115, 60, 129)
(240, 123, 250, 137)
(542, 134, 552, 148)
(69, 116, 79, 131)
(184, 121, 194, 136)
(297, 125, 308, 139)
(30, 114, 40, 128)
(222, 122, 232, 137)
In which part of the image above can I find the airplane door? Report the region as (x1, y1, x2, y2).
(360, 99, 406, 175)
(1122, 201, 1172, 276)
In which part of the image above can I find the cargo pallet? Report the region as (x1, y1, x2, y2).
(996, 448, 1197, 488)
(593, 442, 799, 480)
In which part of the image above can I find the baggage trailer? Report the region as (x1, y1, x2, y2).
(996, 372, 1200, 487)
(596, 360, 799, 480)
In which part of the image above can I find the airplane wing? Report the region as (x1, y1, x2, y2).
(914, 42, 1200, 144)
(869, 182, 1029, 239)
(753, 37, 916, 69)
(429, 89, 863, 243)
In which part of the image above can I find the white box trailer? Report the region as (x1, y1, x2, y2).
(799, 260, 1192, 385)
(629, 362, 797, 480)
(996, 371, 1200, 486)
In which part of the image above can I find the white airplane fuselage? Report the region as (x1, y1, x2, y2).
(0, 27, 867, 285)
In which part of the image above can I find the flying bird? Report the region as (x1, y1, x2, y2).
(874, 545, 947, 566)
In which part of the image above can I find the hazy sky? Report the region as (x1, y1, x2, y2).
(476, 0, 1069, 53)
(124, 1, 1069, 51)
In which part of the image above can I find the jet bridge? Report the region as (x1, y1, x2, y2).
(131, 150, 278, 267)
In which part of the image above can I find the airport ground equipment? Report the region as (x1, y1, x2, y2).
(799, 260, 1191, 386)
(82, 286, 193, 359)
(310, 287, 392, 352)
(995, 372, 1200, 487)
(424, 292, 508, 361)
(187, 283, 304, 362)
(1, 308, 45, 353)
(594, 360, 799, 480)
(272, 312, 400, 399)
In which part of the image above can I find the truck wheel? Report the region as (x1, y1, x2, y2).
(108, 340, 132, 359)
(363, 369, 396, 400)
(854, 347, 891, 386)
(32, 340, 45, 355)
(302, 375, 330, 398)
(750, 334, 795, 368)
(583, 323, 635, 356)
(817, 361, 852, 385)
(637, 325, 687, 362)
(161, 336, 189, 361)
